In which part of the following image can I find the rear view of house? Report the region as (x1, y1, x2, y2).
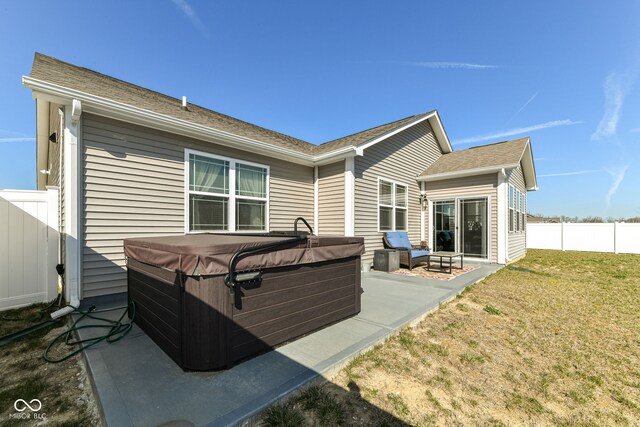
(23, 53, 537, 305)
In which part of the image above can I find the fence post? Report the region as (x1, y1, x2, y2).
(561, 222, 565, 251)
(614, 222, 618, 254)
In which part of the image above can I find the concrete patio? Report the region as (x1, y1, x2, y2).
(77, 262, 501, 427)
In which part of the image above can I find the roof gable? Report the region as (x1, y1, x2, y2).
(317, 111, 452, 155)
(418, 137, 538, 190)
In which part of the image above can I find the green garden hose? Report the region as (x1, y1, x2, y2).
(44, 302, 136, 363)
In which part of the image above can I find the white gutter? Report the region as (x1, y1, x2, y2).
(417, 164, 520, 182)
(23, 76, 452, 167)
(313, 146, 359, 166)
(23, 76, 319, 166)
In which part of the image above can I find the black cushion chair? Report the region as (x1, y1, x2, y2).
(437, 230, 455, 252)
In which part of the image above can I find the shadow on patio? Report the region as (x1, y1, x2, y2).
(76, 262, 501, 426)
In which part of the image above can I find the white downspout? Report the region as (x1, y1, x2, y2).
(344, 158, 355, 237)
(420, 181, 426, 243)
(313, 165, 319, 235)
(63, 99, 82, 306)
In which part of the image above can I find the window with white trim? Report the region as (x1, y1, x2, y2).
(187, 151, 268, 232)
(378, 179, 408, 231)
(509, 184, 515, 232)
(516, 189, 521, 231)
(520, 190, 526, 232)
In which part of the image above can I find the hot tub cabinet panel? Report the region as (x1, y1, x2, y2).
(124, 234, 363, 370)
(230, 257, 360, 363)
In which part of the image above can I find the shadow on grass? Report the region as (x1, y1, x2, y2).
(263, 382, 411, 427)
(505, 265, 553, 277)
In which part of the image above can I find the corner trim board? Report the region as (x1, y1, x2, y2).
(344, 158, 355, 236)
(313, 165, 319, 234)
(497, 170, 508, 264)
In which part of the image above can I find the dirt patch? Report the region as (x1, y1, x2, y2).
(0, 304, 102, 427)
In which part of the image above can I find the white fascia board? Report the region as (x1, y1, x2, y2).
(23, 76, 316, 167)
(522, 141, 538, 191)
(22, 77, 451, 168)
(417, 164, 520, 182)
(427, 112, 453, 153)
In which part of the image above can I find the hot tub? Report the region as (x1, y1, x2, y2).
(123, 233, 364, 370)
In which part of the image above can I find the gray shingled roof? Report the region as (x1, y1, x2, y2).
(30, 53, 316, 153)
(419, 137, 529, 177)
(28, 53, 432, 156)
(315, 112, 433, 154)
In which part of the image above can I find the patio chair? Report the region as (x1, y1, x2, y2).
(437, 230, 455, 251)
(382, 231, 431, 270)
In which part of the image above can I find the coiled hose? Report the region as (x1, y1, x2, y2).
(44, 302, 135, 363)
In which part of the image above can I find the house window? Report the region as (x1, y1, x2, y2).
(516, 190, 521, 231)
(509, 185, 515, 232)
(520, 190, 526, 232)
(512, 189, 526, 232)
(378, 179, 408, 231)
(187, 151, 268, 232)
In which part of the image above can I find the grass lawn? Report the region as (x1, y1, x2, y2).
(0, 303, 101, 427)
(261, 250, 640, 426)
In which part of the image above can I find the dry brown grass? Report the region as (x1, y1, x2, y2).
(294, 250, 640, 426)
(0, 303, 102, 427)
(336, 250, 640, 426)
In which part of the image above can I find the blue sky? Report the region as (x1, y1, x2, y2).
(1, 1, 639, 218)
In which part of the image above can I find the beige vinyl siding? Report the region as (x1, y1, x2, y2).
(508, 165, 527, 261)
(355, 120, 442, 265)
(81, 113, 314, 298)
(47, 103, 62, 187)
(425, 173, 498, 262)
(317, 161, 345, 235)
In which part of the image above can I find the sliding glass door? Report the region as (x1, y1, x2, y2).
(460, 198, 488, 259)
(433, 201, 456, 252)
(432, 198, 488, 259)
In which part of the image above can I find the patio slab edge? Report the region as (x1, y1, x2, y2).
(231, 265, 502, 427)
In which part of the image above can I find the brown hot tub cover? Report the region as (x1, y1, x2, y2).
(123, 234, 365, 275)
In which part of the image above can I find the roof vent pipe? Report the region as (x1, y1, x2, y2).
(182, 96, 188, 110)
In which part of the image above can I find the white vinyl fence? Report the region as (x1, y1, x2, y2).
(0, 187, 59, 310)
(527, 222, 640, 254)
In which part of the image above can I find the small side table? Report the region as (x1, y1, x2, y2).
(373, 249, 400, 272)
